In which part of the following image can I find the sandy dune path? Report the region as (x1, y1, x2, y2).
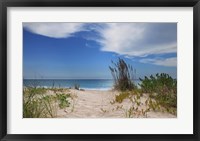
(57, 90, 119, 118)
(57, 89, 176, 118)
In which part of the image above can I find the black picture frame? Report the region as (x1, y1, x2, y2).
(0, 0, 199, 141)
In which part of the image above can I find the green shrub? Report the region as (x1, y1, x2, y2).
(155, 93, 177, 108)
(139, 73, 177, 111)
(139, 73, 177, 95)
(56, 93, 71, 109)
(109, 58, 135, 91)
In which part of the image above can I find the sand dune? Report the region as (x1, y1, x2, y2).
(56, 89, 176, 118)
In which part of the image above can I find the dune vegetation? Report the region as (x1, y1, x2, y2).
(109, 58, 136, 91)
(23, 87, 72, 118)
(109, 58, 177, 116)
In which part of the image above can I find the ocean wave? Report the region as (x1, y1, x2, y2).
(23, 85, 113, 91)
(81, 87, 112, 91)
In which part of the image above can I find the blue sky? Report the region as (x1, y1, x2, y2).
(23, 23, 177, 79)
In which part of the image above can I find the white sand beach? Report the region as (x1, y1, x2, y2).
(56, 89, 176, 118)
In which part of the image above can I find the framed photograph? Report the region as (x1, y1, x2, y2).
(0, 0, 199, 140)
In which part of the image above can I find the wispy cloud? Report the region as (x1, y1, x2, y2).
(95, 23, 177, 57)
(140, 57, 177, 67)
(23, 23, 85, 38)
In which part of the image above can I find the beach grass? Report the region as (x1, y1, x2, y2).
(23, 87, 71, 118)
(109, 58, 135, 91)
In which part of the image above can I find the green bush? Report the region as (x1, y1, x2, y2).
(139, 73, 177, 110)
(139, 73, 177, 94)
(109, 58, 135, 91)
(56, 93, 71, 109)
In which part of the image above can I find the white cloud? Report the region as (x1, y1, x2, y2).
(140, 57, 177, 67)
(23, 23, 85, 38)
(97, 23, 145, 54)
(95, 23, 177, 57)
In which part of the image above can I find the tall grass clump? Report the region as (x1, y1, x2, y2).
(23, 87, 71, 118)
(23, 87, 58, 118)
(109, 58, 135, 91)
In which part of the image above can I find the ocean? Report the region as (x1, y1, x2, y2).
(23, 79, 140, 90)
